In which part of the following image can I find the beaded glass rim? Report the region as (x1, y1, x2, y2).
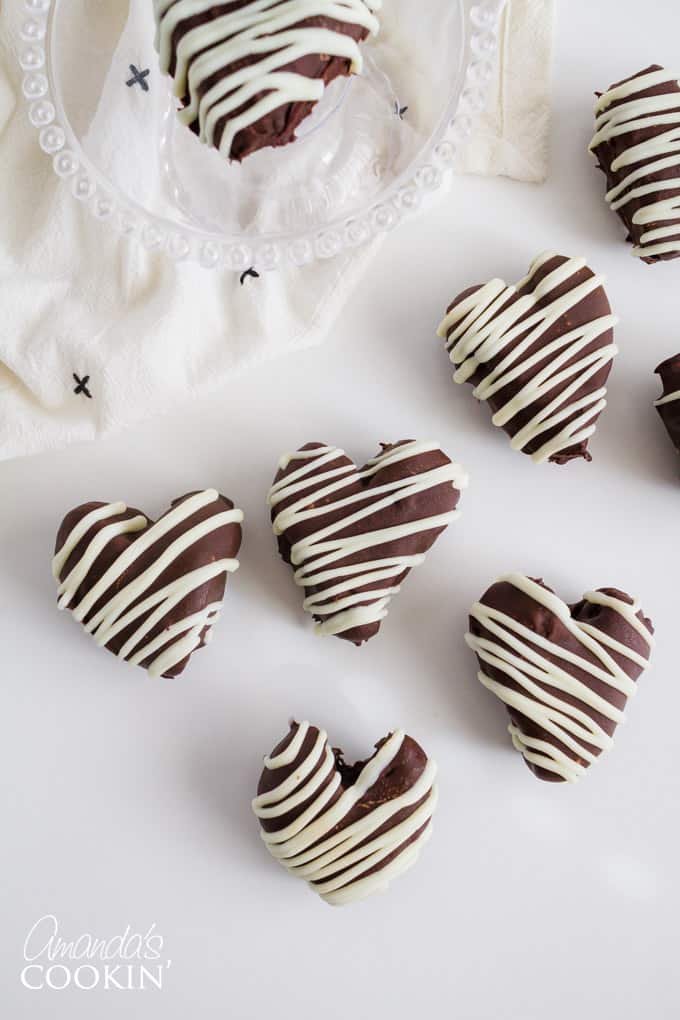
(18, 0, 506, 272)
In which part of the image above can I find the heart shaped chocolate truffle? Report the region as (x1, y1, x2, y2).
(252, 720, 437, 905)
(466, 573, 654, 783)
(655, 353, 680, 455)
(53, 489, 243, 678)
(268, 440, 468, 644)
(154, 0, 382, 162)
(589, 65, 680, 264)
(437, 253, 618, 464)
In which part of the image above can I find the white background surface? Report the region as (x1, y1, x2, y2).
(2, 2, 680, 1017)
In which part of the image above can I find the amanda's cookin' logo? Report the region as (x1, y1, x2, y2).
(21, 915, 171, 991)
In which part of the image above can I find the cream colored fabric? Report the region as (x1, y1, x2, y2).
(456, 0, 554, 181)
(0, 0, 554, 460)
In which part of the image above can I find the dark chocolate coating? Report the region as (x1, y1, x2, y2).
(54, 492, 242, 678)
(270, 440, 462, 645)
(591, 65, 680, 264)
(257, 722, 432, 891)
(655, 353, 680, 455)
(469, 578, 654, 782)
(167, 2, 371, 161)
(443, 254, 615, 464)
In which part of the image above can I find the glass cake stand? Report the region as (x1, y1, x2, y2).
(17, 0, 505, 272)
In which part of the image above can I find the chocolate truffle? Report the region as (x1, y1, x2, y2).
(153, 0, 382, 162)
(437, 252, 618, 465)
(655, 353, 680, 455)
(589, 65, 680, 263)
(268, 440, 468, 644)
(53, 489, 243, 677)
(252, 720, 438, 905)
(466, 573, 654, 783)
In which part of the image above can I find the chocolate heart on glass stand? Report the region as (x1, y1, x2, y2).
(153, 0, 382, 161)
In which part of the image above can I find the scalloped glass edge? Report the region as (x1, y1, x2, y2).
(18, 0, 506, 272)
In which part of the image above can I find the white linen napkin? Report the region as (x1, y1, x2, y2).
(0, 0, 554, 461)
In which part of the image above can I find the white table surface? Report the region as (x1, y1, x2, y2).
(2, 3, 680, 1017)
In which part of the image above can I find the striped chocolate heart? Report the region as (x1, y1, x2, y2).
(252, 720, 437, 905)
(466, 573, 654, 783)
(437, 253, 618, 464)
(53, 489, 243, 678)
(655, 352, 680, 455)
(267, 440, 468, 645)
(153, 0, 382, 162)
(589, 65, 680, 264)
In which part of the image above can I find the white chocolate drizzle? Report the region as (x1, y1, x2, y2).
(153, 0, 382, 157)
(53, 490, 243, 677)
(252, 721, 438, 906)
(268, 441, 468, 637)
(466, 574, 654, 783)
(655, 388, 680, 407)
(589, 67, 680, 259)
(437, 253, 619, 464)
